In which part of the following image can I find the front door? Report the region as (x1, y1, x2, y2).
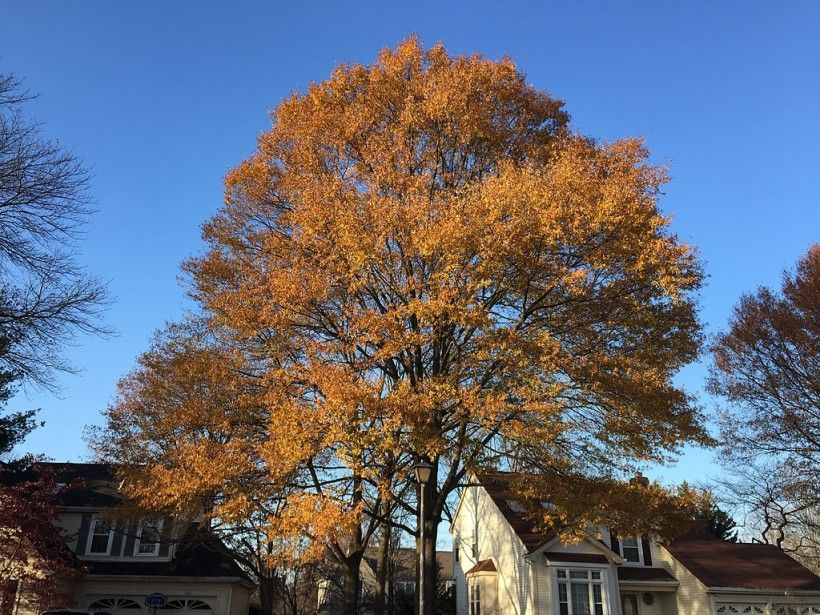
(621, 594, 639, 615)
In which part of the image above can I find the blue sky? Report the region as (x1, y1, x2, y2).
(2, 2, 818, 487)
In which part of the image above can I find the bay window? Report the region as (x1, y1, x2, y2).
(469, 580, 481, 615)
(556, 568, 606, 615)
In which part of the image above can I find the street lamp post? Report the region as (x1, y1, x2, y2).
(414, 460, 434, 615)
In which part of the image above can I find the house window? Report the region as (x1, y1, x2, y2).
(619, 536, 642, 563)
(556, 568, 606, 615)
(88, 516, 114, 555)
(135, 518, 163, 556)
(469, 581, 481, 615)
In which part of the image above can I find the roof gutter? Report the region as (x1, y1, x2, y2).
(706, 587, 820, 597)
(83, 574, 256, 589)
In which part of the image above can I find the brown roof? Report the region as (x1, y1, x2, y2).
(465, 559, 497, 575)
(543, 552, 609, 564)
(474, 472, 560, 552)
(665, 533, 820, 592)
(617, 567, 678, 583)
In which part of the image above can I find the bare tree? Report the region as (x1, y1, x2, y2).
(0, 73, 109, 388)
(709, 245, 820, 571)
(709, 245, 819, 479)
(714, 462, 820, 573)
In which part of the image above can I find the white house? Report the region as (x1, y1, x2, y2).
(451, 472, 820, 615)
(6, 463, 253, 615)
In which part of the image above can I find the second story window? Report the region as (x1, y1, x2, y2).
(88, 517, 114, 555)
(620, 536, 642, 564)
(136, 518, 163, 556)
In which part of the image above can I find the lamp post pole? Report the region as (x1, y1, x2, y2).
(414, 461, 434, 615)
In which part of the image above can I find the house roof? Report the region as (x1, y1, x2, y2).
(473, 471, 560, 552)
(665, 533, 820, 592)
(465, 559, 497, 575)
(83, 524, 251, 582)
(5, 462, 250, 584)
(0, 461, 123, 507)
(617, 567, 678, 583)
(544, 552, 609, 564)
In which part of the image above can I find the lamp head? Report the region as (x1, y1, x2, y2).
(414, 460, 434, 484)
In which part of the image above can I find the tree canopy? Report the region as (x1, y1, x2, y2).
(95, 38, 709, 614)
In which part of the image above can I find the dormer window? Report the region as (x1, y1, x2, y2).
(506, 500, 526, 513)
(135, 518, 163, 556)
(87, 516, 114, 555)
(619, 536, 642, 564)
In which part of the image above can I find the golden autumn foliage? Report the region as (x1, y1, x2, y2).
(93, 38, 709, 605)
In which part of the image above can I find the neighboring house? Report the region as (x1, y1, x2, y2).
(318, 548, 454, 614)
(451, 472, 820, 615)
(8, 463, 253, 615)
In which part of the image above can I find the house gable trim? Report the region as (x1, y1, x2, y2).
(526, 533, 625, 564)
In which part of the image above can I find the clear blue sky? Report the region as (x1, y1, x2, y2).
(2, 2, 818, 487)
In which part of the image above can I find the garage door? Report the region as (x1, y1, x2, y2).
(717, 605, 820, 615)
(88, 597, 215, 615)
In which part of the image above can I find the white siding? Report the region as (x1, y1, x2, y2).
(655, 544, 712, 615)
(229, 585, 251, 615)
(451, 484, 536, 614)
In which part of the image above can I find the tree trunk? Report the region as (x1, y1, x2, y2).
(258, 572, 279, 615)
(340, 555, 362, 615)
(373, 520, 390, 615)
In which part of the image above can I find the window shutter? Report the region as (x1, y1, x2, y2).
(158, 517, 172, 557)
(123, 520, 137, 556)
(110, 522, 125, 556)
(610, 530, 620, 555)
(75, 513, 92, 554)
(641, 536, 653, 566)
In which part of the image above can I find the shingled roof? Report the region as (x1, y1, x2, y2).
(83, 523, 251, 582)
(665, 533, 820, 592)
(473, 471, 561, 552)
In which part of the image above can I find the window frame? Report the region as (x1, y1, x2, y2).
(618, 535, 644, 565)
(553, 566, 609, 615)
(468, 579, 481, 615)
(86, 515, 115, 556)
(134, 518, 164, 557)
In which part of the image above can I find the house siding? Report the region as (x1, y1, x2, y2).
(655, 544, 711, 615)
(454, 475, 820, 615)
(452, 483, 536, 614)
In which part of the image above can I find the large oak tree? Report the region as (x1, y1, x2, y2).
(97, 38, 709, 614)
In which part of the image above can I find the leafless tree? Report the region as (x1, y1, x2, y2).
(714, 461, 820, 572)
(0, 73, 109, 388)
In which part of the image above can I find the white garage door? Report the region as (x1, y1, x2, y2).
(717, 605, 820, 615)
(88, 597, 215, 615)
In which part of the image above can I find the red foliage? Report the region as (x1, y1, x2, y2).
(0, 464, 81, 612)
